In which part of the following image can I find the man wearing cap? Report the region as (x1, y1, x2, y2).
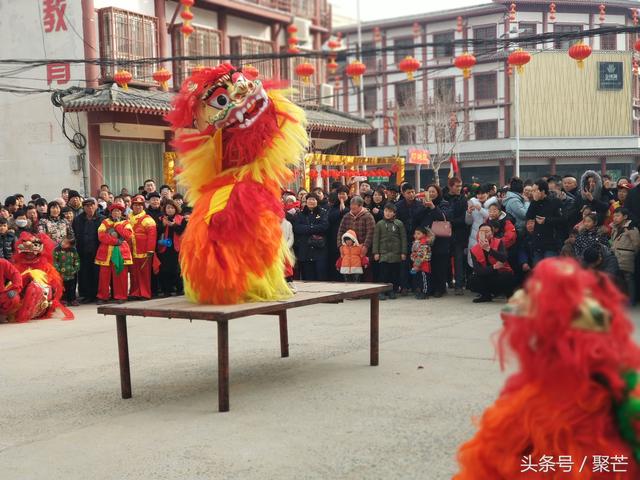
(67, 190, 83, 217)
(128, 195, 157, 300)
(72, 197, 104, 302)
(95, 203, 133, 304)
(146, 191, 163, 224)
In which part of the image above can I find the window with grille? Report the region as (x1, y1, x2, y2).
(395, 81, 416, 108)
(399, 125, 416, 145)
(600, 25, 617, 50)
(473, 25, 497, 57)
(172, 26, 221, 86)
(366, 129, 378, 147)
(474, 73, 497, 101)
(519, 23, 537, 49)
(364, 86, 377, 112)
(280, 48, 321, 103)
(434, 77, 455, 103)
(361, 41, 377, 71)
(229, 36, 275, 80)
(554, 24, 583, 49)
(99, 7, 158, 83)
(475, 120, 498, 140)
(433, 31, 454, 58)
(394, 37, 415, 64)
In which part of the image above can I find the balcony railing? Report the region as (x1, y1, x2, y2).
(237, 0, 331, 28)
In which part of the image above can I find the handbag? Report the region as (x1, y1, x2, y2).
(308, 234, 326, 249)
(431, 213, 452, 238)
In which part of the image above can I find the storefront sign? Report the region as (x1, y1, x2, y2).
(598, 62, 623, 90)
(407, 148, 430, 165)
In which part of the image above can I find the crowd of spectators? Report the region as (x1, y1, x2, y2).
(3, 167, 640, 306)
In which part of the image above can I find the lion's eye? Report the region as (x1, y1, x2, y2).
(209, 94, 229, 109)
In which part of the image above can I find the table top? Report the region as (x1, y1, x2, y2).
(97, 282, 391, 321)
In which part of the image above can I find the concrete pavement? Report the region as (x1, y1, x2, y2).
(1, 295, 639, 480)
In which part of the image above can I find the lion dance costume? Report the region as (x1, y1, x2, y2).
(0, 232, 73, 323)
(454, 258, 640, 479)
(166, 64, 308, 304)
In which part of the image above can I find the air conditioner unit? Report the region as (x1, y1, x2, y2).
(320, 83, 334, 107)
(292, 17, 312, 45)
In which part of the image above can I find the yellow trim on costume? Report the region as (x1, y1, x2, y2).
(204, 184, 234, 224)
(22, 268, 48, 284)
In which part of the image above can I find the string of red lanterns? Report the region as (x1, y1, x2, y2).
(507, 48, 531, 75)
(568, 41, 592, 69)
(180, 0, 195, 37)
(311, 169, 393, 180)
(599, 4, 606, 23)
(287, 24, 300, 54)
(509, 3, 517, 22)
(549, 3, 557, 22)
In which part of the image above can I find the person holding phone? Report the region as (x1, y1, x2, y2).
(525, 179, 563, 265)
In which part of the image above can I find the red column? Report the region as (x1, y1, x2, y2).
(155, 0, 168, 70)
(81, 0, 99, 87)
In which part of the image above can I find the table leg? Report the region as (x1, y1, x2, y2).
(116, 314, 132, 398)
(217, 320, 230, 412)
(370, 294, 379, 366)
(279, 311, 289, 358)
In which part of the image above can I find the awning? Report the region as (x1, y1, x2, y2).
(60, 84, 372, 135)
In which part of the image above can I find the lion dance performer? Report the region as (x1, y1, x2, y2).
(166, 63, 308, 304)
(454, 258, 640, 479)
(0, 232, 72, 322)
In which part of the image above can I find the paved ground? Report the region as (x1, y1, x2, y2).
(1, 294, 639, 480)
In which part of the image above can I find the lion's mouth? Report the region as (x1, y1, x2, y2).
(217, 89, 269, 130)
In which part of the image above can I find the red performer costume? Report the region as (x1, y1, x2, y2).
(128, 195, 157, 299)
(0, 258, 22, 317)
(95, 204, 133, 302)
(454, 258, 640, 479)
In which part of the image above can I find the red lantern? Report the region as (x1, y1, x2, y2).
(180, 9, 194, 21)
(346, 60, 366, 86)
(412, 22, 421, 39)
(295, 62, 315, 84)
(321, 170, 329, 179)
(288, 46, 301, 54)
(242, 64, 259, 81)
(507, 48, 531, 74)
(309, 169, 318, 180)
(454, 52, 477, 79)
(568, 41, 592, 69)
(327, 58, 339, 75)
(328, 39, 341, 50)
(634, 38, 640, 53)
(398, 56, 421, 81)
(181, 23, 194, 36)
(114, 69, 132, 91)
(549, 2, 557, 22)
(152, 68, 172, 91)
(287, 24, 298, 35)
(180, 0, 194, 5)
(634, 9, 639, 27)
(456, 16, 464, 33)
(288, 36, 299, 46)
(509, 3, 517, 22)
(599, 4, 606, 23)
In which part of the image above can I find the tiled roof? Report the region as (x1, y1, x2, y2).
(61, 85, 372, 134)
(459, 149, 640, 162)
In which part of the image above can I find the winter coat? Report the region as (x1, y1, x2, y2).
(418, 198, 450, 256)
(470, 237, 512, 274)
(72, 212, 105, 257)
(372, 218, 407, 263)
(38, 217, 73, 245)
(574, 227, 610, 259)
(53, 246, 80, 281)
(445, 193, 470, 246)
(0, 232, 15, 260)
(327, 201, 349, 258)
(157, 214, 186, 253)
(95, 219, 133, 266)
(339, 230, 364, 274)
(549, 190, 577, 240)
(293, 206, 329, 262)
(395, 198, 426, 246)
(611, 220, 640, 273)
(465, 196, 498, 266)
(502, 191, 528, 233)
(573, 170, 611, 225)
(410, 236, 433, 273)
(337, 208, 376, 250)
(493, 212, 517, 249)
(368, 202, 386, 223)
(128, 211, 158, 258)
(525, 196, 564, 253)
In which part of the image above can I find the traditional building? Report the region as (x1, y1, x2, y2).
(334, 0, 640, 186)
(0, 0, 370, 198)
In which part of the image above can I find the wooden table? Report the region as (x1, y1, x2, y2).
(97, 282, 391, 412)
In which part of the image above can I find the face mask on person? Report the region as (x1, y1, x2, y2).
(15, 219, 28, 228)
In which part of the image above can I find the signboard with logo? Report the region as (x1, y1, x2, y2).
(407, 148, 430, 165)
(598, 62, 623, 90)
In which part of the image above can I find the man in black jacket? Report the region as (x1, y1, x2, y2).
(445, 177, 468, 295)
(395, 183, 425, 293)
(526, 179, 563, 265)
(72, 197, 104, 303)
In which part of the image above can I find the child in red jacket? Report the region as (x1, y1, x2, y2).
(410, 226, 434, 300)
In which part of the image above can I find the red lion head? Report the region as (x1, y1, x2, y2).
(14, 232, 54, 269)
(166, 63, 283, 169)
